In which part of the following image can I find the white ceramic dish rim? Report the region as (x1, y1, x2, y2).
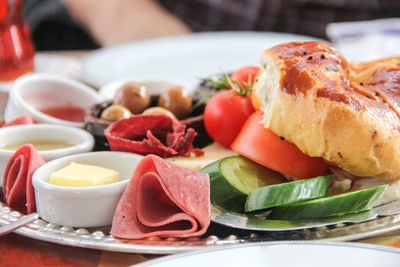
(0, 124, 95, 158)
(138, 240, 400, 266)
(9, 73, 100, 127)
(32, 151, 142, 196)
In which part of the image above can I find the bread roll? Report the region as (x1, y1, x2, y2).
(253, 41, 400, 180)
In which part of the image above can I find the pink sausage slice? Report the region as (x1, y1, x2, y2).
(111, 154, 210, 239)
(104, 115, 203, 158)
(2, 115, 34, 127)
(3, 144, 45, 214)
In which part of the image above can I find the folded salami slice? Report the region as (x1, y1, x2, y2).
(104, 115, 203, 158)
(3, 115, 34, 127)
(111, 154, 210, 239)
(3, 144, 45, 214)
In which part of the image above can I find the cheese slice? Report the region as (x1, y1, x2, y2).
(49, 162, 119, 187)
(167, 143, 237, 171)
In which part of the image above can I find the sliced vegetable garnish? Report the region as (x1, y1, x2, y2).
(231, 111, 329, 179)
(245, 175, 335, 212)
(268, 185, 388, 220)
(201, 155, 284, 213)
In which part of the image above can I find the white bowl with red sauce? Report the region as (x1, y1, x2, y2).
(4, 73, 101, 127)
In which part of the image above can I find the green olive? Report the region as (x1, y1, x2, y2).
(100, 104, 132, 121)
(113, 82, 151, 114)
(158, 86, 192, 119)
(142, 106, 176, 119)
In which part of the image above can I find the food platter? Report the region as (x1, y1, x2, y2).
(2, 32, 400, 255)
(2, 199, 400, 254)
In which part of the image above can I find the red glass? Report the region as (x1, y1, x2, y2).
(0, 0, 34, 81)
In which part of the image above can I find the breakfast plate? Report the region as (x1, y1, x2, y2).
(1, 33, 400, 255)
(2, 199, 400, 254)
(81, 31, 322, 89)
(138, 241, 400, 266)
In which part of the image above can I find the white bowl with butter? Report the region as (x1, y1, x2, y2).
(32, 151, 144, 228)
(0, 124, 95, 181)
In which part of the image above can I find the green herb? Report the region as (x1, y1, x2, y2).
(191, 90, 215, 112)
(195, 71, 252, 108)
(227, 73, 252, 96)
(200, 75, 231, 91)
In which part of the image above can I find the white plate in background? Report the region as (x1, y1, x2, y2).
(138, 241, 400, 267)
(82, 31, 322, 90)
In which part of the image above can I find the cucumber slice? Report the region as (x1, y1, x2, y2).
(200, 155, 284, 213)
(268, 185, 388, 220)
(245, 175, 335, 212)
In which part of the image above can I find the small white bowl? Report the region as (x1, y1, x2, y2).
(0, 90, 8, 120)
(32, 151, 143, 227)
(99, 78, 190, 101)
(4, 73, 101, 127)
(0, 124, 95, 180)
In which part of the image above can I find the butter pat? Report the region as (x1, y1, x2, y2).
(49, 162, 119, 187)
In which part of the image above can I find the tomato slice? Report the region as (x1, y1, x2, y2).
(231, 111, 329, 179)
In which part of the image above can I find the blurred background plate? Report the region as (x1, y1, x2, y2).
(81, 31, 322, 90)
(34, 54, 82, 78)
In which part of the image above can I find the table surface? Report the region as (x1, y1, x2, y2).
(2, 50, 400, 266)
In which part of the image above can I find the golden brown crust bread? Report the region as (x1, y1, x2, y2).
(253, 41, 400, 180)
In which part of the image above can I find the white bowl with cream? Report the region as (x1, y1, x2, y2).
(32, 151, 143, 228)
(0, 124, 95, 180)
(4, 73, 101, 128)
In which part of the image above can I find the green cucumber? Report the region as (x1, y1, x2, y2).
(268, 185, 388, 220)
(200, 155, 284, 213)
(245, 175, 335, 212)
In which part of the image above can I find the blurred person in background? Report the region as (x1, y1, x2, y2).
(23, 0, 400, 50)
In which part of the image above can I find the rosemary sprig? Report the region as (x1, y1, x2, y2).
(195, 72, 252, 107)
(191, 90, 215, 112)
(200, 75, 231, 91)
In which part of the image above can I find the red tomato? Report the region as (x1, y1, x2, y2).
(204, 90, 255, 147)
(231, 111, 329, 179)
(230, 66, 260, 90)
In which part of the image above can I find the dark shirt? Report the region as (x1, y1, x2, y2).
(22, 0, 99, 51)
(160, 0, 400, 39)
(22, 0, 400, 50)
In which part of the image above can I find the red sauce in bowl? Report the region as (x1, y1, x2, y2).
(39, 106, 85, 122)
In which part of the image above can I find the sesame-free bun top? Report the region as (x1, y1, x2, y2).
(252, 41, 400, 180)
